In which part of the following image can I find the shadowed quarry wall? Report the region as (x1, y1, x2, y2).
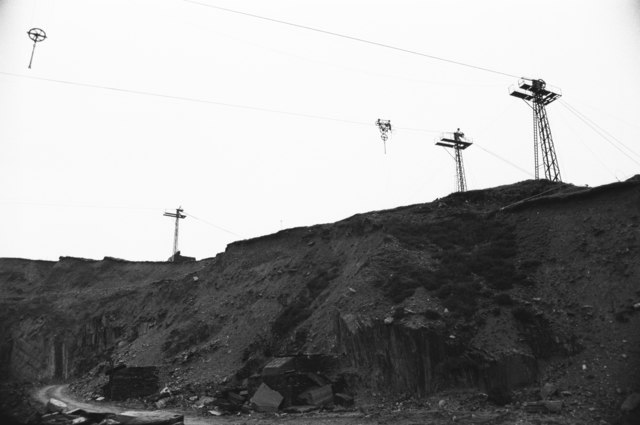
(336, 313, 538, 397)
(5, 316, 123, 381)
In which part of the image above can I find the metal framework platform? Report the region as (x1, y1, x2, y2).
(435, 131, 473, 192)
(436, 132, 473, 149)
(509, 78, 562, 181)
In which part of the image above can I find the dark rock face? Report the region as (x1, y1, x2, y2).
(336, 313, 537, 398)
(336, 313, 448, 396)
(103, 366, 159, 400)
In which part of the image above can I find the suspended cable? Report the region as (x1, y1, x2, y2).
(0, 70, 373, 128)
(208, 27, 504, 89)
(442, 146, 456, 160)
(474, 143, 534, 178)
(561, 100, 640, 161)
(183, 0, 520, 79)
(394, 126, 440, 134)
(0, 70, 444, 137)
(0, 199, 242, 238)
(554, 107, 618, 180)
(567, 97, 640, 132)
(184, 212, 243, 238)
(559, 100, 640, 167)
(0, 199, 162, 211)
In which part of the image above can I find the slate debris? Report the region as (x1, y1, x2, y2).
(39, 409, 184, 425)
(522, 400, 563, 413)
(103, 367, 159, 401)
(298, 385, 333, 406)
(262, 357, 296, 376)
(186, 355, 351, 415)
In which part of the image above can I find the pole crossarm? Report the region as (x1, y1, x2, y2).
(435, 129, 472, 192)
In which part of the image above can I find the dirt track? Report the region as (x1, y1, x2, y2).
(33, 385, 376, 425)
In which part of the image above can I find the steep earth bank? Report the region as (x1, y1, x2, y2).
(1, 177, 639, 424)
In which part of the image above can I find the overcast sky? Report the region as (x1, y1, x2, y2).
(1, 0, 639, 261)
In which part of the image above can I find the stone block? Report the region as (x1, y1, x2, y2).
(540, 383, 557, 399)
(194, 396, 214, 408)
(334, 393, 354, 406)
(262, 357, 296, 376)
(227, 392, 245, 405)
(250, 383, 283, 412)
(299, 385, 333, 406)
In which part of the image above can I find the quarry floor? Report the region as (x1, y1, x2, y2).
(30, 383, 623, 425)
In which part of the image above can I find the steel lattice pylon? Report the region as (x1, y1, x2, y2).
(509, 78, 562, 182)
(534, 101, 561, 181)
(454, 146, 467, 192)
(436, 129, 472, 193)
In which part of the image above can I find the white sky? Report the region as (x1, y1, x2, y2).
(1, 0, 640, 261)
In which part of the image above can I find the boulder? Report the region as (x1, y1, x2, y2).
(540, 383, 557, 399)
(194, 396, 214, 408)
(299, 385, 333, 406)
(334, 393, 354, 406)
(262, 357, 296, 376)
(621, 393, 640, 412)
(250, 383, 283, 413)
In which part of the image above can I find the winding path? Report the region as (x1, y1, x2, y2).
(32, 385, 216, 425)
(32, 385, 368, 425)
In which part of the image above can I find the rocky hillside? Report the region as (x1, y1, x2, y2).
(1, 177, 639, 422)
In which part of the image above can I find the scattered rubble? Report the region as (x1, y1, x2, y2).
(103, 367, 159, 400)
(38, 403, 184, 425)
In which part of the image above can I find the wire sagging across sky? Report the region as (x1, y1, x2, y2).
(183, 0, 520, 80)
(559, 100, 640, 167)
(0, 70, 436, 135)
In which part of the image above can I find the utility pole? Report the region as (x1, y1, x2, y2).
(436, 128, 473, 192)
(509, 78, 562, 181)
(163, 207, 186, 261)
